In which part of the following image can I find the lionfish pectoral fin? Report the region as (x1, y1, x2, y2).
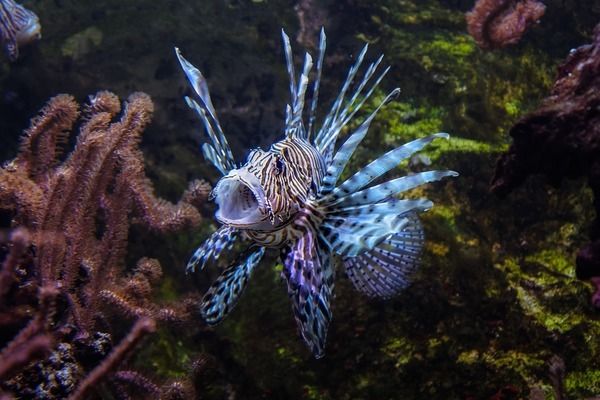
(200, 246, 265, 325)
(186, 226, 239, 274)
(344, 212, 424, 299)
(316, 133, 457, 257)
(320, 198, 431, 257)
(281, 232, 334, 359)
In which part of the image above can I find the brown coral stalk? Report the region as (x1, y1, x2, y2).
(0, 90, 207, 398)
(112, 370, 161, 397)
(15, 94, 79, 180)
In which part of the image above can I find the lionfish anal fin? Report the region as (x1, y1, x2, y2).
(281, 231, 334, 358)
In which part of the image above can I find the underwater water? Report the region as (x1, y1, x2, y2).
(2, 0, 600, 398)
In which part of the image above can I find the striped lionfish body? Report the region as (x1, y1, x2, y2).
(0, 0, 40, 61)
(176, 30, 458, 358)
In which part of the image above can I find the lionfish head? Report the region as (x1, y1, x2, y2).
(212, 137, 322, 230)
(15, 10, 41, 45)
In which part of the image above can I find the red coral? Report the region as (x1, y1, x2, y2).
(466, 0, 546, 49)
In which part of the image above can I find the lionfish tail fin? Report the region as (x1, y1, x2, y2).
(186, 226, 239, 274)
(281, 232, 334, 358)
(344, 212, 424, 298)
(200, 247, 265, 325)
(176, 47, 236, 174)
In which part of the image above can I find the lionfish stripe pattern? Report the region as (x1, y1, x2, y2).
(177, 28, 458, 358)
(200, 247, 265, 325)
(344, 212, 424, 299)
(0, 0, 40, 61)
(186, 225, 238, 273)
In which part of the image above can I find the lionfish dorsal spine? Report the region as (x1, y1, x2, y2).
(307, 28, 326, 141)
(287, 52, 313, 139)
(282, 29, 297, 106)
(282, 28, 317, 140)
(328, 133, 452, 197)
(184, 95, 230, 175)
(313, 43, 369, 149)
(175, 47, 236, 174)
(318, 87, 401, 195)
(314, 60, 392, 164)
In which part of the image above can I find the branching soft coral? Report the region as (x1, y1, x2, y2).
(0, 91, 210, 399)
(466, 0, 546, 49)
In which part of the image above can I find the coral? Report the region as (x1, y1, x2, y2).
(466, 0, 546, 49)
(0, 91, 208, 399)
(352, 0, 556, 144)
(491, 23, 600, 302)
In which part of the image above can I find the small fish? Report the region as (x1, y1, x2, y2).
(176, 30, 458, 358)
(0, 0, 40, 61)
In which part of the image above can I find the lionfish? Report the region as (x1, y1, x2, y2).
(0, 0, 40, 61)
(176, 30, 458, 358)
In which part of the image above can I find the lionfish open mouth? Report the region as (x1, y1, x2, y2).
(213, 169, 268, 228)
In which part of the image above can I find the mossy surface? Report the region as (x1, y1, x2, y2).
(2, 0, 600, 398)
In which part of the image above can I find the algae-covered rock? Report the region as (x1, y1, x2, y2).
(2, 0, 600, 399)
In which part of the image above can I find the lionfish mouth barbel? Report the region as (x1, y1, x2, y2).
(175, 29, 458, 358)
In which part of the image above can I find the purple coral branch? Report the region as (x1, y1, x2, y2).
(0, 228, 28, 298)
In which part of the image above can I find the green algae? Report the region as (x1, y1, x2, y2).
(382, 337, 415, 367)
(565, 370, 600, 394)
(356, 0, 557, 143)
(134, 327, 192, 379)
(61, 26, 103, 60)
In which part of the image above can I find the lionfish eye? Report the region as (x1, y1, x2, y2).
(275, 156, 285, 174)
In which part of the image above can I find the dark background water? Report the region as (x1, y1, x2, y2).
(2, 0, 600, 399)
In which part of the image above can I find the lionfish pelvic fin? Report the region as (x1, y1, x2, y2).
(200, 246, 266, 325)
(186, 226, 239, 274)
